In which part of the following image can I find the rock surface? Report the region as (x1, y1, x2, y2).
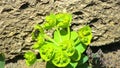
(0, 0, 120, 63)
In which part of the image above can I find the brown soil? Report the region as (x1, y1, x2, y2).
(0, 0, 120, 68)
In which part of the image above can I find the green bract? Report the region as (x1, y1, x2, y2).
(60, 40, 75, 56)
(32, 24, 44, 40)
(24, 51, 36, 66)
(78, 25, 92, 45)
(24, 13, 92, 68)
(43, 13, 72, 29)
(40, 43, 55, 61)
(32, 35, 45, 49)
(56, 13, 72, 28)
(43, 13, 56, 29)
(52, 49, 70, 67)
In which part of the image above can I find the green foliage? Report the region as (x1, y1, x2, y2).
(32, 24, 43, 40)
(78, 26, 92, 45)
(56, 13, 72, 28)
(43, 13, 56, 29)
(52, 49, 70, 67)
(70, 49, 81, 61)
(24, 51, 36, 66)
(78, 54, 89, 65)
(40, 43, 55, 61)
(24, 13, 92, 68)
(0, 53, 5, 68)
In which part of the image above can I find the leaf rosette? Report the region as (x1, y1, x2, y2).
(24, 12, 92, 68)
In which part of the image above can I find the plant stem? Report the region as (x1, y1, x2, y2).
(67, 27, 70, 40)
(44, 34, 59, 46)
(56, 28, 62, 42)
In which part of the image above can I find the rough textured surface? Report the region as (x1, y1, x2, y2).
(5, 59, 46, 68)
(87, 42, 120, 68)
(0, 0, 120, 68)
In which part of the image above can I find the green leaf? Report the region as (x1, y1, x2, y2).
(70, 62, 78, 68)
(78, 54, 88, 65)
(70, 31, 78, 41)
(75, 43, 87, 54)
(46, 62, 56, 68)
(60, 28, 69, 41)
(24, 51, 36, 66)
(70, 49, 81, 61)
(52, 49, 70, 67)
(76, 63, 89, 68)
(53, 29, 61, 43)
(74, 38, 80, 47)
(54, 28, 69, 43)
(40, 43, 55, 61)
(56, 13, 72, 28)
(43, 13, 56, 29)
(78, 25, 92, 45)
(65, 61, 78, 68)
(0, 53, 5, 68)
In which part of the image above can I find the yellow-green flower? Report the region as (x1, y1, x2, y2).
(56, 13, 72, 28)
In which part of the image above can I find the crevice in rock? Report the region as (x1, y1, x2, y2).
(73, 11, 83, 15)
(90, 41, 120, 53)
(100, 0, 108, 2)
(89, 18, 99, 24)
(84, 1, 96, 8)
(19, 2, 29, 10)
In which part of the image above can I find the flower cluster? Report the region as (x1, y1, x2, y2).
(24, 13, 92, 68)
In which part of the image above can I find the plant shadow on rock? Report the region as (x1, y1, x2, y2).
(6, 55, 24, 64)
(86, 41, 120, 68)
(6, 53, 41, 64)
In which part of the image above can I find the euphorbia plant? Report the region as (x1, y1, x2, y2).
(24, 13, 92, 68)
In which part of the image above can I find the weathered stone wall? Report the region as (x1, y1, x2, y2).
(0, 0, 120, 59)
